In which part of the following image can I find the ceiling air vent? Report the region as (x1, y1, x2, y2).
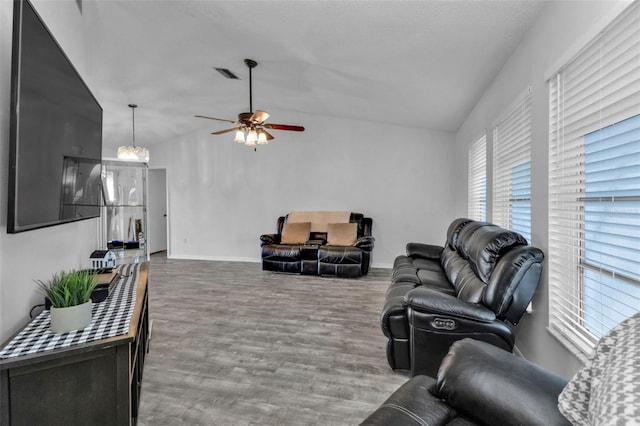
(214, 67, 239, 79)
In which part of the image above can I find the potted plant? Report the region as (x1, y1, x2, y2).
(36, 270, 98, 334)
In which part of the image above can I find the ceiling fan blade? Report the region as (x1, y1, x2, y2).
(263, 123, 305, 132)
(249, 110, 269, 124)
(195, 115, 237, 124)
(211, 127, 240, 135)
(261, 129, 275, 140)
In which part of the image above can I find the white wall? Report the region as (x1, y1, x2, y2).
(455, 0, 633, 377)
(149, 110, 456, 267)
(0, 1, 100, 343)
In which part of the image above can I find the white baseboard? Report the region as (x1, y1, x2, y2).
(371, 262, 393, 269)
(513, 344, 525, 358)
(168, 254, 261, 263)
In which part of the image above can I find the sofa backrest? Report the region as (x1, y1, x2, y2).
(445, 218, 473, 249)
(440, 219, 544, 324)
(277, 211, 372, 239)
(462, 224, 528, 283)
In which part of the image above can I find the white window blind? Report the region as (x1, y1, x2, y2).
(493, 89, 532, 241)
(468, 134, 487, 221)
(548, 2, 640, 355)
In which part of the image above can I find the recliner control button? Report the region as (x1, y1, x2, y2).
(433, 318, 456, 330)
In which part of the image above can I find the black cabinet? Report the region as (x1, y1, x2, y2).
(0, 263, 151, 426)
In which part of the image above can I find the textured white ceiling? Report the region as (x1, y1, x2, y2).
(84, 0, 547, 150)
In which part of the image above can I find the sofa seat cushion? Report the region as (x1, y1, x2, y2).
(392, 257, 446, 286)
(318, 246, 362, 264)
(392, 269, 420, 285)
(411, 257, 443, 272)
(386, 281, 419, 300)
(261, 244, 302, 261)
(393, 255, 413, 268)
(417, 269, 451, 288)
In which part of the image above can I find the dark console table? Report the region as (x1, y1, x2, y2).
(0, 262, 150, 426)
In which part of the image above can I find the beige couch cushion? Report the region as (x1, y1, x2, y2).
(287, 211, 351, 232)
(327, 222, 358, 246)
(280, 222, 311, 244)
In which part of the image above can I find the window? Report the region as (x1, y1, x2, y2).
(582, 115, 640, 338)
(468, 135, 487, 221)
(493, 90, 532, 241)
(548, 2, 640, 355)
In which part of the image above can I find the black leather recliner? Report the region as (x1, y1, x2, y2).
(260, 212, 374, 278)
(360, 338, 570, 426)
(381, 218, 544, 376)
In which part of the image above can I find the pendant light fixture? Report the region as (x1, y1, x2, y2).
(117, 104, 149, 162)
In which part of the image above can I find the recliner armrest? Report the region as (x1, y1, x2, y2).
(355, 236, 375, 251)
(405, 288, 496, 323)
(360, 375, 458, 426)
(406, 243, 443, 259)
(437, 339, 570, 426)
(260, 233, 280, 246)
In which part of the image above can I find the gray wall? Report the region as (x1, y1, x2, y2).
(0, 1, 100, 342)
(454, 0, 633, 377)
(149, 110, 457, 267)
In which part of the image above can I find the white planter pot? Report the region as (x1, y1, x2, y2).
(50, 301, 93, 334)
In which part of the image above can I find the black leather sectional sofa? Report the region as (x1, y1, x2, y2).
(260, 211, 375, 278)
(381, 218, 544, 376)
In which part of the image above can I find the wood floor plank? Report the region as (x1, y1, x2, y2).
(137, 254, 409, 425)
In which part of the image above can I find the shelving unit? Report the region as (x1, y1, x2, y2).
(101, 159, 149, 265)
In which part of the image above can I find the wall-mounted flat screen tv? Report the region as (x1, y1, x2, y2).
(8, 0, 103, 233)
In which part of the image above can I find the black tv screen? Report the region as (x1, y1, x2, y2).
(8, 0, 103, 233)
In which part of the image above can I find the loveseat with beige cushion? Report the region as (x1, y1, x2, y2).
(259, 211, 374, 278)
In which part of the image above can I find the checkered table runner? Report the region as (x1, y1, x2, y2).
(0, 263, 140, 359)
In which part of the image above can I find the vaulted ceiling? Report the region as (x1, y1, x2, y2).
(84, 0, 547, 151)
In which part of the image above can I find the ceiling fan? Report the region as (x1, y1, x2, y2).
(195, 58, 305, 148)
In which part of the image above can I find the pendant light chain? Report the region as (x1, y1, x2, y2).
(129, 103, 137, 148)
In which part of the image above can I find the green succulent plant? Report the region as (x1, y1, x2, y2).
(36, 270, 99, 308)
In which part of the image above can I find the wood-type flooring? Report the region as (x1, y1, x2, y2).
(137, 254, 409, 425)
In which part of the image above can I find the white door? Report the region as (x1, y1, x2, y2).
(148, 169, 168, 254)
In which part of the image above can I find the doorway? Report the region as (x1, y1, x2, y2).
(148, 168, 168, 254)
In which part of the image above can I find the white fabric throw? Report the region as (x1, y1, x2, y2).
(558, 312, 640, 425)
(287, 211, 351, 232)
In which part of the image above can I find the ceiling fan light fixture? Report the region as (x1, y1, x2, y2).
(257, 130, 268, 145)
(245, 128, 258, 146)
(234, 129, 245, 143)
